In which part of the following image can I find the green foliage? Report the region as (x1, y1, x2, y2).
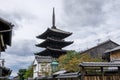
(58, 51, 76, 67)
(18, 64, 33, 79)
(24, 65, 33, 79)
(58, 51, 103, 72)
(18, 69, 26, 80)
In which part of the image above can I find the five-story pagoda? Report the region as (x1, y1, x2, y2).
(35, 8, 73, 58)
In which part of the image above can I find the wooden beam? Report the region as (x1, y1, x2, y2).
(0, 34, 5, 47)
(0, 29, 12, 33)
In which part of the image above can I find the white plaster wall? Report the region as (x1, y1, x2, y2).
(33, 59, 38, 78)
(33, 59, 52, 78)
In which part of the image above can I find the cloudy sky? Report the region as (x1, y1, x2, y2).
(0, 0, 120, 76)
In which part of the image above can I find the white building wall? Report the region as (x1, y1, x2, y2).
(38, 63, 52, 76)
(33, 59, 52, 79)
(33, 59, 38, 79)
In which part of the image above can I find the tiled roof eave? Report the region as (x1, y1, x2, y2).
(79, 62, 120, 67)
(36, 37, 73, 48)
(36, 28, 72, 39)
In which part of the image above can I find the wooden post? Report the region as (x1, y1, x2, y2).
(0, 68, 2, 77)
(101, 67, 104, 80)
(118, 67, 120, 80)
(118, 67, 120, 73)
(81, 66, 85, 80)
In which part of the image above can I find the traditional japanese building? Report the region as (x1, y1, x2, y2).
(80, 40, 119, 58)
(0, 18, 13, 52)
(103, 46, 120, 62)
(0, 17, 13, 78)
(35, 8, 73, 58)
(33, 55, 52, 78)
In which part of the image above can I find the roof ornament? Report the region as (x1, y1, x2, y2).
(52, 7, 56, 29)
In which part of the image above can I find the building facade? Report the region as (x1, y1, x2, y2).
(104, 46, 120, 62)
(33, 56, 52, 78)
(80, 40, 119, 58)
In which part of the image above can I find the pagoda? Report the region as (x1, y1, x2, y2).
(35, 8, 73, 58)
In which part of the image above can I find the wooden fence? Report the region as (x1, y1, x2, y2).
(79, 62, 120, 80)
(35, 62, 120, 80)
(35, 74, 120, 80)
(84, 75, 120, 80)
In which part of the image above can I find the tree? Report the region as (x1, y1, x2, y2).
(24, 65, 33, 79)
(58, 51, 79, 72)
(18, 69, 26, 80)
(58, 51, 103, 72)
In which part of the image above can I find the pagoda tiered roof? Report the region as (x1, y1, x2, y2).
(35, 8, 73, 58)
(37, 28, 72, 40)
(36, 37, 73, 49)
(35, 47, 67, 58)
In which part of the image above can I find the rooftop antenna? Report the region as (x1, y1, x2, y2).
(52, 7, 56, 29)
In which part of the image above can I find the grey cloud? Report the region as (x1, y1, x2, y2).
(0, 9, 36, 30)
(61, 0, 120, 51)
(62, 0, 107, 28)
(5, 40, 41, 56)
(0, 9, 20, 29)
(11, 62, 32, 76)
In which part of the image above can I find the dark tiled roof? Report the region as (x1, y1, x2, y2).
(35, 55, 52, 63)
(104, 46, 120, 53)
(35, 47, 67, 58)
(35, 76, 53, 80)
(56, 72, 80, 78)
(0, 66, 12, 76)
(0, 17, 14, 51)
(37, 28, 72, 39)
(50, 28, 72, 34)
(36, 37, 73, 48)
(0, 17, 13, 26)
(79, 62, 120, 67)
(80, 40, 119, 54)
(53, 70, 67, 75)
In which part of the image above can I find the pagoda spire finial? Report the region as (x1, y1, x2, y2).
(52, 7, 56, 29)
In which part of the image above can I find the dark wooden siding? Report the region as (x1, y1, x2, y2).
(81, 41, 119, 58)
